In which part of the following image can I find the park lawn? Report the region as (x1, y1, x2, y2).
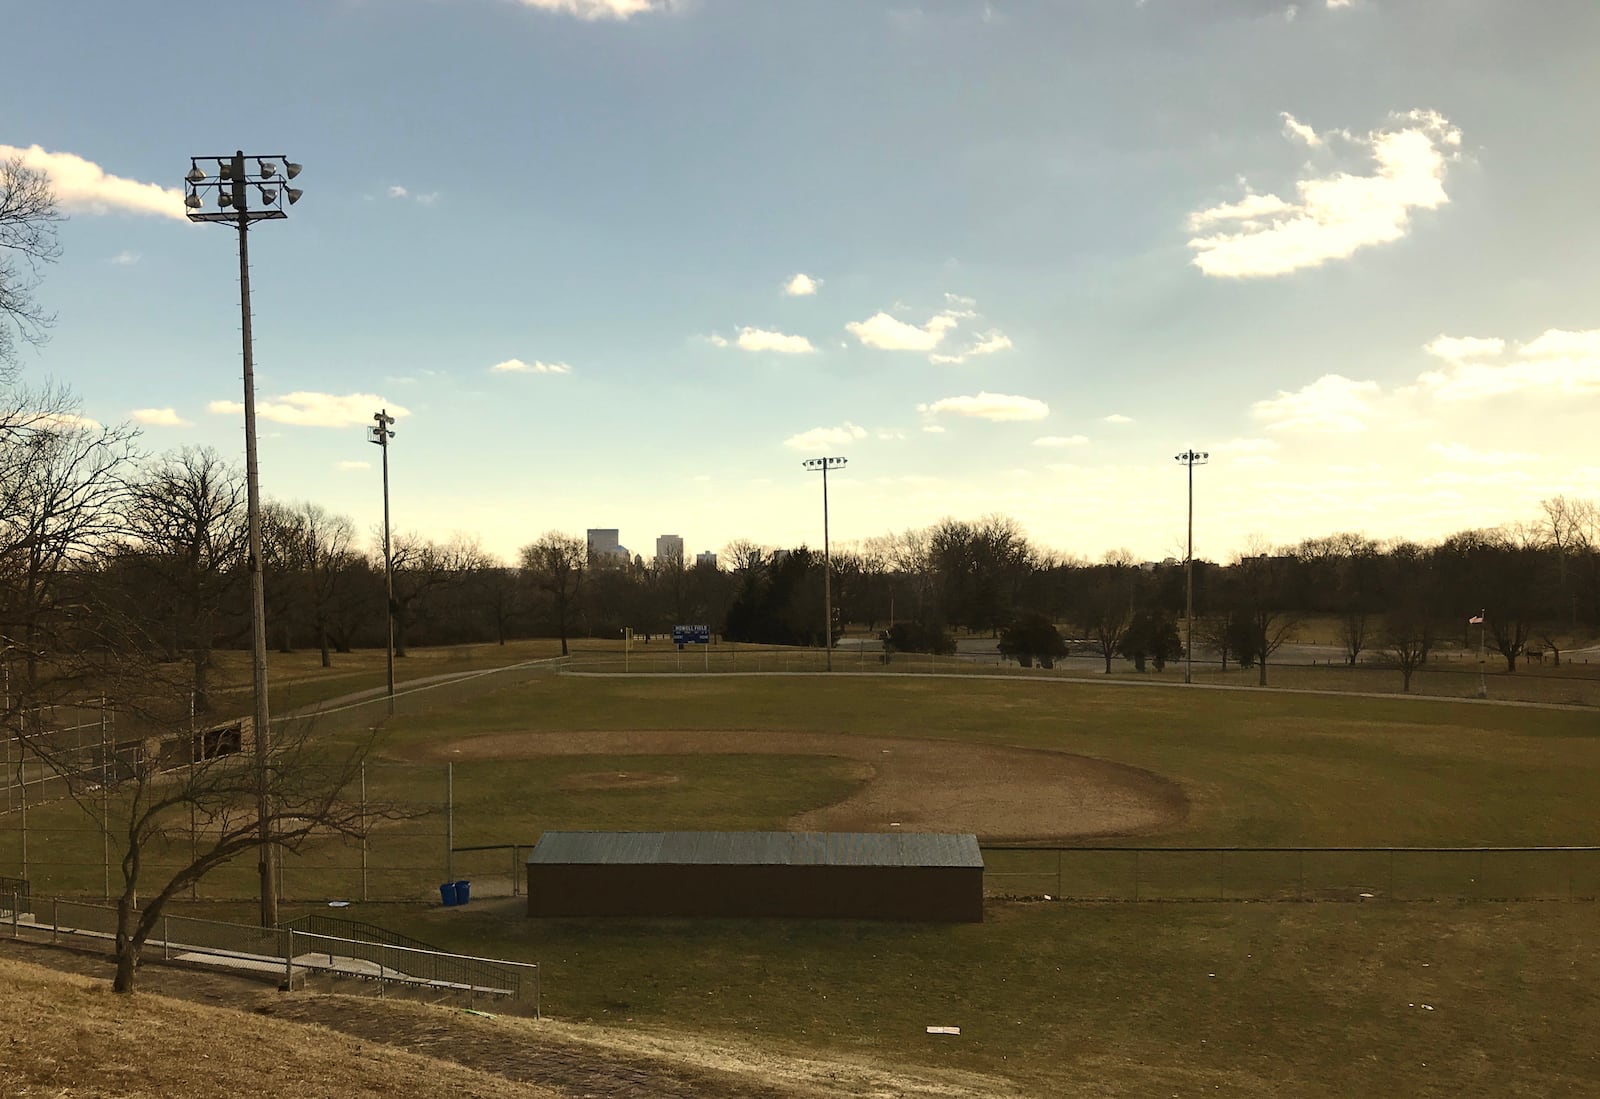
(359, 894, 1600, 1098)
(366, 673, 1600, 847)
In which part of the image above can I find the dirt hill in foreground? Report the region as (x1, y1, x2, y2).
(1, 945, 1016, 1099)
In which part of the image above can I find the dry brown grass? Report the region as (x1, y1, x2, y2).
(0, 949, 1020, 1099)
(0, 955, 561, 1099)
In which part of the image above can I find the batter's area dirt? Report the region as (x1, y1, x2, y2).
(409, 730, 1187, 840)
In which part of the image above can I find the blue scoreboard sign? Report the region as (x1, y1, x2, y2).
(672, 624, 711, 646)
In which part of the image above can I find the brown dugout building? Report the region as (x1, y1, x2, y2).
(526, 831, 984, 922)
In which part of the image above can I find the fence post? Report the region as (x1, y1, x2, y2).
(1056, 850, 1063, 898)
(163, 916, 170, 960)
(51, 897, 57, 943)
(1388, 850, 1395, 900)
(1297, 850, 1304, 900)
(285, 928, 294, 988)
(9, 892, 16, 938)
(511, 845, 520, 897)
(360, 762, 368, 904)
(1132, 850, 1140, 902)
(1219, 850, 1226, 900)
(446, 763, 455, 882)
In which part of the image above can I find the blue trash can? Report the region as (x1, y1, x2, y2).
(454, 880, 471, 906)
(439, 882, 458, 907)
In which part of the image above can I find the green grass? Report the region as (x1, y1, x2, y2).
(337, 895, 1600, 1098)
(13, 660, 1600, 1096)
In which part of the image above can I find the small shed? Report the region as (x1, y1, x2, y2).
(526, 831, 983, 922)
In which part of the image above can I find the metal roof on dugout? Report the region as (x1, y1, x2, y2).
(527, 831, 984, 922)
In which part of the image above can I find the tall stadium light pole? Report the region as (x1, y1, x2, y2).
(803, 457, 847, 672)
(1174, 449, 1209, 685)
(186, 151, 303, 928)
(369, 410, 397, 714)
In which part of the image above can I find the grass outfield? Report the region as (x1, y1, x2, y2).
(11, 664, 1600, 1095)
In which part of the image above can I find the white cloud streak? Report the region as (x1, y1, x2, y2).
(491, 358, 573, 374)
(734, 327, 816, 354)
(1417, 328, 1600, 400)
(847, 311, 960, 352)
(209, 393, 411, 428)
(918, 392, 1049, 422)
(0, 144, 186, 220)
(509, 0, 670, 20)
(783, 422, 867, 451)
(1251, 374, 1379, 432)
(132, 407, 190, 427)
(1188, 109, 1461, 278)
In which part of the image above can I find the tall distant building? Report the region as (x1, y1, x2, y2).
(656, 534, 684, 564)
(696, 551, 718, 569)
(586, 528, 622, 562)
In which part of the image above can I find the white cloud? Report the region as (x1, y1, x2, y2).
(386, 184, 439, 205)
(491, 358, 573, 374)
(1281, 112, 1321, 148)
(918, 392, 1050, 422)
(1424, 335, 1506, 362)
(1520, 329, 1600, 359)
(132, 407, 190, 427)
(783, 273, 820, 297)
(734, 327, 816, 354)
(847, 311, 960, 352)
(387, 185, 408, 198)
(0, 144, 186, 220)
(1251, 374, 1379, 432)
(1032, 435, 1089, 448)
(208, 393, 410, 428)
(1427, 442, 1536, 465)
(109, 251, 140, 266)
(783, 422, 867, 451)
(510, 0, 669, 19)
(1417, 333, 1600, 400)
(34, 411, 102, 432)
(1327, 0, 1353, 7)
(1188, 109, 1461, 278)
(930, 329, 1014, 364)
(876, 429, 907, 441)
(921, 425, 946, 434)
(337, 460, 372, 471)
(1102, 413, 1133, 424)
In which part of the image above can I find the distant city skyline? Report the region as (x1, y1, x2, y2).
(5, 0, 1597, 567)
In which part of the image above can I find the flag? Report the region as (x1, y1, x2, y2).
(1468, 613, 1484, 625)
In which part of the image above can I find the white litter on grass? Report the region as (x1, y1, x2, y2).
(1359, 892, 1375, 899)
(328, 901, 350, 908)
(890, 822, 901, 828)
(1043, 895, 1053, 901)
(926, 1026, 960, 1036)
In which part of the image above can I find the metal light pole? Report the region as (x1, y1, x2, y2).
(186, 151, 303, 927)
(803, 457, 847, 671)
(1174, 449, 1209, 685)
(369, 410, 397, 714)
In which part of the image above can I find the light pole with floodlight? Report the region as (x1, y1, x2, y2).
(803, 457, 847, 671)
(1174, 449, 1209, 685)
(369, 410, 397, 714)
(185, 150, 302, 927)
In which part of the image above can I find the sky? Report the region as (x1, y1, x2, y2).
(5, 0, 1599, 566)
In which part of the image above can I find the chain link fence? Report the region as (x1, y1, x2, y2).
(982, 845, 1600, 901)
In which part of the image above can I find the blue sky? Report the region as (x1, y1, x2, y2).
(6, 0, 1599, 565)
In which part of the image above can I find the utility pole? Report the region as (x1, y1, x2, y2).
(803, 457, 848, 671)
(186, 150, 303, 927)
(1174, 450, 1209, 685)
(370, 410, 397, 714)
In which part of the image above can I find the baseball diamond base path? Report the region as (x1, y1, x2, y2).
(406, 731, 1188, 841)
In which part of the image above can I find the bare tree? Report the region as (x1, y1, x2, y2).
(522, 532, 585, 655)
(1231, 539, 1301, 686)
(388, 534, 489, 656)
(0, 395, 138, 692)
(0, 155, 62, 366)
(118, 448, 248, 712)
(14, 640, 401, 993)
